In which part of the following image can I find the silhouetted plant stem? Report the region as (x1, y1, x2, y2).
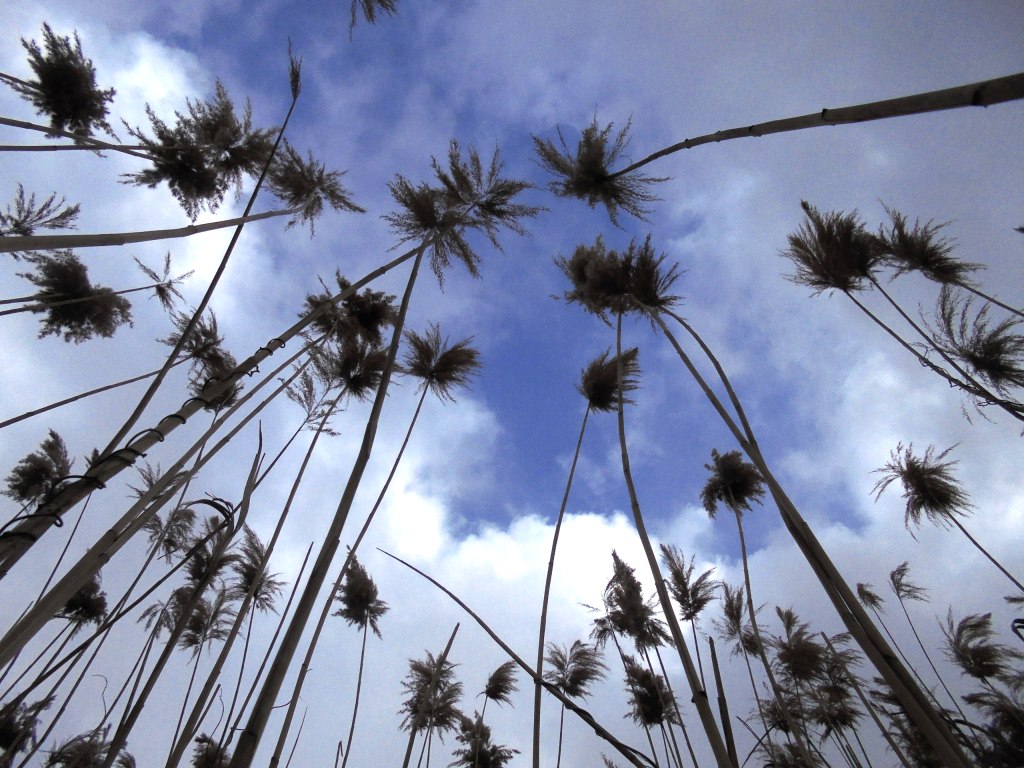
(893, 592, 964, 719)
(0, 333, 322, 667)
(644, 309, 971, 767)
(946, 516, 1024, 593)
(220, 542, 314, 758)
(0, 209, 297, 254)
(958, 283, 1024, 320)
(165, 394, 344, 768)
(230, 244, 427, 768)
(338, 622, 369, 768)
(381, 549, 655, 768)
(401, 624, 460, 768)
(706, 637, 739, 768)
(609, 73, 1024, 179)
(0, 358, 188, 431)
(613, 312, 733, 768)
(533, 405, 589, 768)
(867, 274, 1022, 418)
(0, 115, 152, 159)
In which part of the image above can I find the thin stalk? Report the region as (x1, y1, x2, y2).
(613, 313, 733, 768)
(647, 309, 971, 767)
(220, 543, 314, 757)
(610, 73, 1024, 178)
(380, 549, 655, 768)
(706, 637, 739, 768)
(283, 707, 307, 768)
(948, 516, 1024, 593)
(338, 623, 369, 768)
(0, 208, 295, 254)
(0, 358, 188, 431)
(729, 498, 816, 767)
(0, 332, 322, 667)
(690, 621, 707, 695)
(555, 704, 566, 768)
(229, 243, 428, 768)
(893, 594, 965, 719)
(867, 275, 1022, 420)
(648, 646, 690, 768)
(0, 115, 152, 159)
(169, 650, 204, 758)
(164, 394, 344, 768)
(401, 624, 460, 768)
(959, 282, 1024, 321)
(533, 405, 590, 768)
(266, 384, 433, 768)
(0, 281, 173, 316)
(0, 240, 422, 579)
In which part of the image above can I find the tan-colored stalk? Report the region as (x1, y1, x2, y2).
(610, 73, 1024, 179)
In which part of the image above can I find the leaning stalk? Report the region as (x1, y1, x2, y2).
(532, 406, 590, 768)
(647, 310, 971, 767)
(0, 209, 295, 254)
(381, 549, 655, 768)
(610, 73, 1024, 178)
(613, 313, 733, 768)
(0, 237, 420, 578)
(228, 244, 427, 768)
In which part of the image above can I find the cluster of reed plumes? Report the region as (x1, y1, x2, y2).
(2, 12, 1023, 768)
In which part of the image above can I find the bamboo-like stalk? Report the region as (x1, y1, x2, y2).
(609, 73, 1024, 179)
(0, 333, 322, 668)
(613, 313, 734, 768)
(646, 309, 971, 767)
(380, 549, 656, 768)
(227, 244, 427, 768)
(0, 209, 295, 254)
(532, 406, 589, 768)
(338, 622, 369, 768)
(706, 637, 739, 768)
(0, 241, 421, 577)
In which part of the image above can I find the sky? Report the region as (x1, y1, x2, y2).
(1, 2, 1023, 767)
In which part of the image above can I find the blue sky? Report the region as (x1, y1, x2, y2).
(1, 2, 1023, 767)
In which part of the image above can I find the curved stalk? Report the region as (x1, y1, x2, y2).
(646, 308, 971, 767)
(532, 406, 590, 768)
(381, 549, 655, 768)
(610, 73, 1024, 179)
(613, 312, 733, 768)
